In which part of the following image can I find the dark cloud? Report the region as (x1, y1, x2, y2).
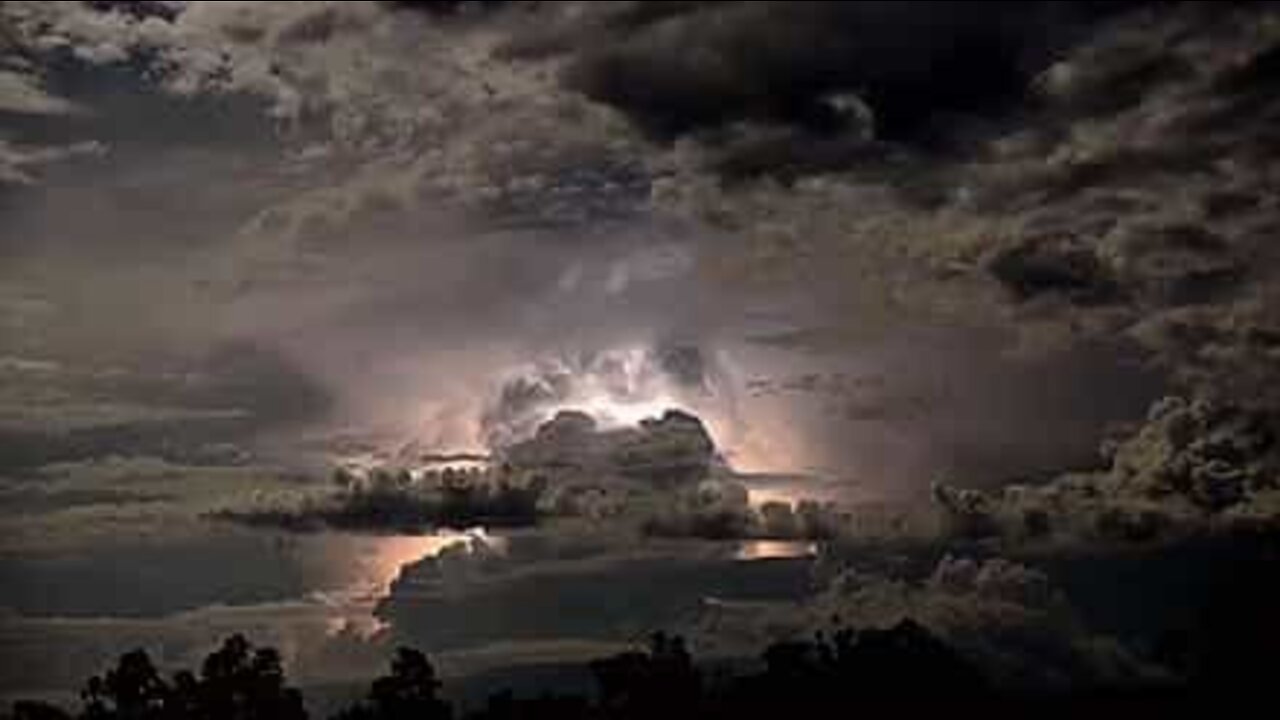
(82, 2, 182, 22)
(638, 480, 754, 540)
(0, 417, 251, 476)
(642, 489, 848, 543)
(559, 2, 1098, 145)
(932, 395, 1280, 547)
(695, 552, 1159, 689)
(506, 409, 716, 485)
(987, 233, 1123, 306)
(0, 340, 331, 474)
(212, 409, 719, 533)
(0, 533, 321, 618)
(8, 0, 1265, 497)
(731, 336, 1163, 496)
(375, 532, 813, 652)
(210, 464, 544, 534)
(639, 0, 1280, 447)
(384, 1, 511, 17)
(480, 371, 572, 451)
(212, 405, 864, 544)
(0, 486, 170, 515)
(653, 343, 710, 391)
(199, 339, 335, 428)
(7, 0, 1280, 704)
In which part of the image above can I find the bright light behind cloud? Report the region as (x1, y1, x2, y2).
(550, 345, 685, 428)
(320, 528, 507, 638)
(570, 393, 682, 429)
(363, 343, 815, 476)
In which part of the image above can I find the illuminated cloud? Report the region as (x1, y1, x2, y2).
(479, 346, 714, 447)
(5, 1, 1280, 704)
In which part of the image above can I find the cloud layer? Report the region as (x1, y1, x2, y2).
(5, 0, 1280, 705)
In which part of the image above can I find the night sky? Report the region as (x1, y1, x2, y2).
(2, 1, 1279, 712)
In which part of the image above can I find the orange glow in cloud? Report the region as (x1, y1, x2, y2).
(321, 529, 505, 638)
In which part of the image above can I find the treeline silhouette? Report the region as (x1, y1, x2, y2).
(8, 619, 1202, 720)
(10, 635, 307, 720)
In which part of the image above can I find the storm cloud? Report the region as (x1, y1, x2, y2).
(6, 1, 1280, 708)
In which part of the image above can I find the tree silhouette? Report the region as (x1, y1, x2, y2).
(5, 620, 1101, 720)
(193, 635, 307, 720)
(835, 618, 985, 695)
(333, 648, 451, 720)
(81, 650, 170, 720)
(26, 636, 310, 720)
(590, 632, 702, 720)
(716, 619, 986, 716)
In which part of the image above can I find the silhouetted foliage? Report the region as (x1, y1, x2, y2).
(734, 619, 986, 713)
(12, 635, 308, 720)
(14, 615, 1229, 720)
(6, 623, 990, 720)
(81, 650, 171, 720)
(193, 635, 308, 720)
(333, 648, 451, 720)
(589, 632, 702, 720)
